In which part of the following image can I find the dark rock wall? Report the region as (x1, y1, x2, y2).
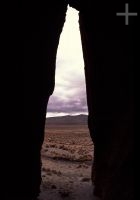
(22, 1, 68, 199)
(77, 1, 134, 200)
(21, 0, 134, 199)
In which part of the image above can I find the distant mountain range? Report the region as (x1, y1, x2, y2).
(46, 114, 88, 125)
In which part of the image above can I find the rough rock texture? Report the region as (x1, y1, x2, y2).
(21, 0, 134, 199)
(76, 1, 135, 200)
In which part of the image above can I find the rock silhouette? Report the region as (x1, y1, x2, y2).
(7, 0, 134, 199)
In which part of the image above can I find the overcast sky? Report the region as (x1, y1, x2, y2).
(47, 7, 88, 117)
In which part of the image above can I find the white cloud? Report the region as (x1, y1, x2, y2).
(47, 6, 88, 117)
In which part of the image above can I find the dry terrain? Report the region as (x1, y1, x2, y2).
(39, 121, 99, 200)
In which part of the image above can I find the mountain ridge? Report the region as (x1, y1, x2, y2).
(46, 114, 88, 125)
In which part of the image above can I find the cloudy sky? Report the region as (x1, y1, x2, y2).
(47, 7, 88, 118)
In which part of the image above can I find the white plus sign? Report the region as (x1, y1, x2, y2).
(116, 3, 138, 25)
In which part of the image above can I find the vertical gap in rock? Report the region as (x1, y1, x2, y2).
(41, 6, 94, 200)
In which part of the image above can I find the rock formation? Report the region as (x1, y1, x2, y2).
(9, 0, 134, 199)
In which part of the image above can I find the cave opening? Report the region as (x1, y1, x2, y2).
(40, 6, 94, 200)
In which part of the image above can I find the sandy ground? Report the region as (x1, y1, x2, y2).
(39, 125, 100, 200)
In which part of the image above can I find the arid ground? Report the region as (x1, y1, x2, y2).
(39, 122, 99, 200)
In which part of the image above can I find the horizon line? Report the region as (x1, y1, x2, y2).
(46, 112, 88, 118)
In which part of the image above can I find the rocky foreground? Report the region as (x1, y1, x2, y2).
(39, 124, 100, 200)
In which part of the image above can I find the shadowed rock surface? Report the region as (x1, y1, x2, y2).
(9, 0, 134, 199)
